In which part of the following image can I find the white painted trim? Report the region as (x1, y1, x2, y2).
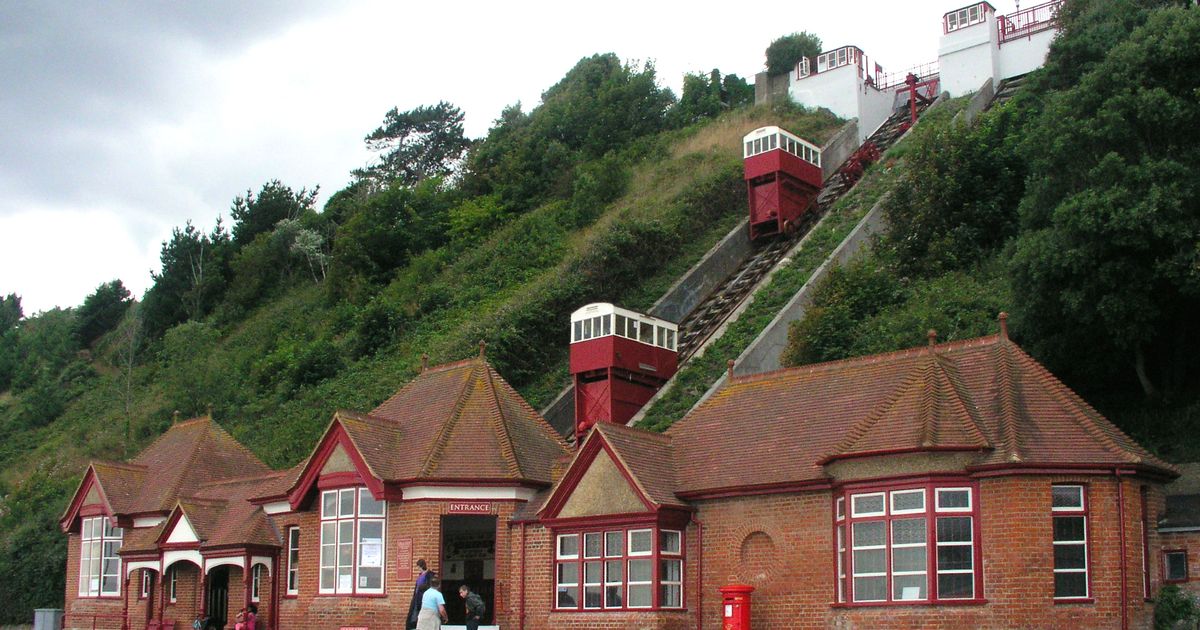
(133, 516, 166, 528)
(401, 485, 536, 501)
(162, 549, 203, 571)
(165, 514, 199, 544)
(125, 560, 160, 577)
(251, 556, 273, 575)
(262, 501, 291, 515)
(205, 556, 244, 573)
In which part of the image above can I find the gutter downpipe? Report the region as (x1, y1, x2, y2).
(519, 522, 527, 630)
(692, 515, 704, 630)
(121, 573, 130, 630)
(1116, 467, 1128, 630)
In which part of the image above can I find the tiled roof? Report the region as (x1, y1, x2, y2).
(666, 333, 1175, 496)
(192, 476, 282, 548)
(363, 357, 569, 484)
(591, 423, 686, 509)
(129, 416, 271, 513)
(89, 462, 148, 514)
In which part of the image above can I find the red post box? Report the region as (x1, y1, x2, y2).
(720, 584, 754, 630)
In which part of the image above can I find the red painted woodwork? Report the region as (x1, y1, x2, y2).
(571, 342, 676, 436)
(744, 140, 823, 241)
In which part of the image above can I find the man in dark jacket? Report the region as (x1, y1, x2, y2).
(459, 584, 485, 630)
(407, 559, 433, 629)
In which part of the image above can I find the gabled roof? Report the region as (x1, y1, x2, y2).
(538, 422, 685, 520)
(667, 332, 1175, 497)
(281, 356, 570, 505)
(59, 461, 148, 530)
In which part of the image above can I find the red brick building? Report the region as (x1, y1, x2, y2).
(61, 326, 1190, 629)
(1160, 463, 1200, 597)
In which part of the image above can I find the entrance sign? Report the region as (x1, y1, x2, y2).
(447, 502, 491, 514)
(396, 537, 413, 581)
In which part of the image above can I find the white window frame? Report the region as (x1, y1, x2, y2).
(935, 487, 973, 512)
(1052, 484, 1089, 599)
(628, 529, 653, 557)
(251, 564, 262, 603)
(169, 568, 178, 603)
(140, 569, 152, 599)
(891, 489, 926, 515)
(78, 516, 122, 597)
(890, 517, 928, 601)
(318, 487, 386, 595)
(851, 492, 886, 518)
(287, 527, 300, 595)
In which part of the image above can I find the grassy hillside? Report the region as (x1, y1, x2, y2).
(0, 101, 840, 621)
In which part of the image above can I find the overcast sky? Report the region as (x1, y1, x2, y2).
(0, 0, 1021, 313)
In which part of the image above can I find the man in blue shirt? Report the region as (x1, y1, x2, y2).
(417, 576, 448, 630)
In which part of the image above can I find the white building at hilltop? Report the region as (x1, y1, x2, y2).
(756, 1, 1063, 141)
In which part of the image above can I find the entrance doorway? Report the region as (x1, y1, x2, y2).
(205, 566, 230, 630)
(440, 515, 497, 625)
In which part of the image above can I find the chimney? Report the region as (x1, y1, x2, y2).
(420, 353, 429, 372)
(727, 359, 736, 379)
(998, 312, 1009, 340)
(479, 339, 487, 358)
(927, 329, 938, 347)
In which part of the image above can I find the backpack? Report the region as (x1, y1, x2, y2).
(466, 591, 486, 617)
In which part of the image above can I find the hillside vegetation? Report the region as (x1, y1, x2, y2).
(0, 53, 839, 621)
(782, 1, 1200, 461)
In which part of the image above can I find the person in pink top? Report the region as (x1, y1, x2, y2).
(245, 604, 258, 630)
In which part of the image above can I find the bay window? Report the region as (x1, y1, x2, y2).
(555, 526, 684, 611)
(836, 484, 980, 604)
(1052, 484, 1089, 599)
(78, 516, 122, 597)
(319, 487, 386, 595)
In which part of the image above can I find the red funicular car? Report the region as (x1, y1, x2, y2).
(570, 303, 678, 438)
(743, 125, 824, 240)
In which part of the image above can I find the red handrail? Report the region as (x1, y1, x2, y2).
(998, 0, 1063, 43)
(878, 61, 940, 91)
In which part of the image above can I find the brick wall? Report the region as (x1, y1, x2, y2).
(1160, 530, 1200, 598)
(680, 474, 1159, 629)
(275, 497, 519, 630)
(62, 531, 124, 630)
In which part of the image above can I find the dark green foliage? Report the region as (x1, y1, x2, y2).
(1010, 7, 1200, 398)
(355, 102, 471, 187)
(0, 468, 73, 624)
(765, 32, 822, 75)
(0, 293, 20, 330)
(464, 54, 674, 210)
(326, 178, 453, 302)
(1155, 584, 1200, 630)
(884, 103, 1029, 276)
(74, 279, 132, 347)
(448, 194, 508, 246)
(253, 335, 342, 395)
(160, 321, 226, 418)
(722, 74, 755, 109)
(671, 71, 724, 127)
(5, 308, 78, 392)
(1034, 0, 1172, 91)
(225, 216, 329, 314)
(230, 180, 319, 247)
(141, 220, 232, 339)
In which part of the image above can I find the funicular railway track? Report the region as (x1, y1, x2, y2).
(674, 105, 927, 361)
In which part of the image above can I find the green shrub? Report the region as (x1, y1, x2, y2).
(1156, 585, 1199, 630)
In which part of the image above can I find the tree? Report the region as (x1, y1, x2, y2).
(354, 102, 471, 188)
(230, 180, 319, 247)
(160, 321, 225, 418)
(142, 219, 232, 339)
(0, 293, 20, 331)
(765, 32, 822, 76)
(1009, 7, 1200, 399)
(112, 303, 142, 455)
(74, 279, 132, 347)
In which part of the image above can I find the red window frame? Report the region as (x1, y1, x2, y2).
(1163, 550, 1189, 584)
(833, 481, 984, 606)
(1051, 483, 1092, 602)
(553, 525, 684, 612)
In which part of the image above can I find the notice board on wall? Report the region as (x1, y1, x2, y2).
(396, 537, 413, 582)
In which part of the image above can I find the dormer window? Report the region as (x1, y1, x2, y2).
(78, 516, 122, 597)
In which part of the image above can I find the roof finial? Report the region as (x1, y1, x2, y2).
(927, 329, 938, 347)
(727, 359, 735, 379)
(172, 410, 180, 424)
(998, 312, 1009, 340)
(478, 339, 487, 357)
(421, 353, 429, 372)
(206, 403, 213, 418)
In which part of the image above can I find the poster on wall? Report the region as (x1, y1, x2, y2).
(361, 540, 382, 568)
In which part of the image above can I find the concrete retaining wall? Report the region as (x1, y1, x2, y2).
(959, 77, 996, 126)
(541, 118, 861, 437)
